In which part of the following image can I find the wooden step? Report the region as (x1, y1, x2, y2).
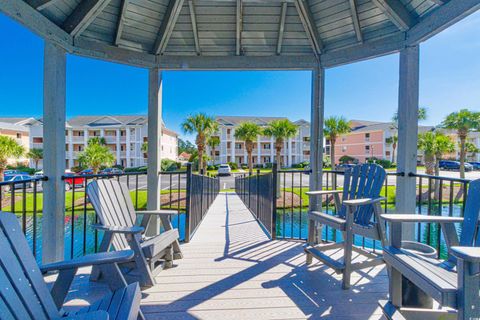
(304, 245, 344, 274)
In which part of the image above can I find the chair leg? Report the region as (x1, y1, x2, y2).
(164, 245, 174, 269)
(342, 224, 353, 290)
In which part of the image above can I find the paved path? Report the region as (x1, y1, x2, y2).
(56, 192, 388, 319)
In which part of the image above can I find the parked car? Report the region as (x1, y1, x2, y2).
(439, 160, 473, 171)
(100, 168, 124, 175)
(335, 164, 356, 172)
(64, 173, 86, 191)
(79, 168, 94, 175)
(2, 174, 34, 192)
(3, 170, 29, 176)
(217, 164, 232, 176)
(468, 162, 480, 170)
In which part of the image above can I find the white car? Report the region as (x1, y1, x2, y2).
(217, 164, 232, 176)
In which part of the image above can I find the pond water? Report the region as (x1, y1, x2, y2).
(21, 211, 186, 263)
(275, 203, 463, 258)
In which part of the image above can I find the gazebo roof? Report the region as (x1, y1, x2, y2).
(2, 0, 479, 69)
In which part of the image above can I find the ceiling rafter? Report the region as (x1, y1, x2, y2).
(236, 0, 243, 56)
(294, 0, 323, 55)
(348, 0, 363, 43)
(114, 0, 129, 46)
(276, 2, 288, 55)
(188, 0, 201, 55)
(371, 0, 416, 31)
(63, 0, 112, 37)
(153, 0, 185, 55)
(26, 0, 59, 11)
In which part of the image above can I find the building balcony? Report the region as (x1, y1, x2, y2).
(71, 136, 85, 144)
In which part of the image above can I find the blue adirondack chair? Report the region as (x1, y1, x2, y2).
(0, 211, 144, 319)
(305, 163, 387, 289)
(380, 179, 480, 320)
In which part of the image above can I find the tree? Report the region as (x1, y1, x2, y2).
(234, 122, 262, 174)
(263, 119, 298, 167)
(88, 137, 107, 146)
(77, 138, 115, 174)
(207, 135, 220, 165)
(181, 113, 217, 173)
(0, 136, 25, 182)
(417, 132, 438, 175)
(465, 141, 480, 161)
(441, 109, 480, 178)
(390, 107, 427, 163)
(141, 141, 148, 154)
(27, 148, 43, 170)
(434, 134, 455, 177)
(178, 138, 196, 155)
(324, 116, 350, 167)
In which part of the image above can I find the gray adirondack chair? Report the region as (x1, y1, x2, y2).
(0, 211, 144, 320)
(379, 178, 480, 320)
(305, 163, 387, 289)
(87, 179, 183, 288)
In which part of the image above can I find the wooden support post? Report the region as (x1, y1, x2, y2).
(42, 41, 66, 264)
(308, 64, 325, 245)
(146, 67, 162, 236)
(396, 45, 420, 241)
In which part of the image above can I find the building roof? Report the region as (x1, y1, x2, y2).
(0, 121, 29, 132)
(348, 119, 434, 133)
(67, 115, 148, 127)
(4, 0, 474, 70)
(216, 116, 309, 126)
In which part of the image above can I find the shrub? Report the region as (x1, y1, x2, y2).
(292, 163, 304, 168)
(339, 155, 356, 164)
(113, 164, 124, 170)
(241, 164, 248, 170)
(228, 162, 238, 170)
(6, 165, 36, 175)
(207, 165, 215, 170)
(70, 166, 84, 173)
(264, 162, 273, 168)
(124, 166, 147, 173)
(376, 159, 393, 169)
(323, 156, 331, 168)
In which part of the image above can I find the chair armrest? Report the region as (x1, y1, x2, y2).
(91, 224, 144, 234)
(65, 311, 109, 320)
(343, 197, 386, 207)
(451, 247, 480, 263)
(305, 190, 343, 196)
(40, 250, 134, 272)
(381, 214, 463, 224)
(137, 209, 179, 216)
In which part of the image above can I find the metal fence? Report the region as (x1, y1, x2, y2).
(0, 175, 48, 259)
(185, 164, 221, 242)
(234, 164, 277, 238)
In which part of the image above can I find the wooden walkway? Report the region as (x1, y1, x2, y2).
(53, 192, 388, 319)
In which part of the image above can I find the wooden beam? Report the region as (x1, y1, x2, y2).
(154, 0, 185, 55)
(407, 0, 480, 45)
(371, 0, 416, 31)
(236, 0, 243, 55)
(0, 0, 73, 50)
(321, 33, 405, 68)
(429, 0, 448, 5)
(348, 0, 363, 43)
(63, 0, 112, 37)
(157, 55, 317, 70)
(188, 0, 201, 55)
(115, 0, 129, 45)
(26, 0, 60, 10)
(276, 2, 288, 55)
(294, 0, 322, 55)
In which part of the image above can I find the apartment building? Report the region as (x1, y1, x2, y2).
(208, 116, 311, 167)
(0, 116, 178, 169)
(0, 119, 30, 165)
(331, 120, 433, 164)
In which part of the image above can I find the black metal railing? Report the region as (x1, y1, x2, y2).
(235, 164, 277, 238)
(0, 175, 48, 259)
(185, 164, 220, 242)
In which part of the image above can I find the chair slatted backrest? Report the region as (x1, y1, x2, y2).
(87, 179, 137, 251)
(0, 212, 60, 320)
(338, 164, 386, 226)
(459, 179, 480, 247)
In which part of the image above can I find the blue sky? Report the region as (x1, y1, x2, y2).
(0, 10, 479, 141)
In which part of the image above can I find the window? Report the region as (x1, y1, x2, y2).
(365, 133, 370, 141)
(16, 133, 21, 139)
(236, 143, 242, 149)
(386, 151, 391, 156)
(342, 146, 347, 152)
(263, 144, 270, 149)
(227, 129, 231, 134)
(365, 145, 370, 154)
(33, 137, 43, 143)
(303, 137, 310, 142)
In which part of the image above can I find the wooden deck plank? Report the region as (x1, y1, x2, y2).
(46, 192, 388, 319)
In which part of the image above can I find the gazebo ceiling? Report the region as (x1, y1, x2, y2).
(2, 0, 480, 69)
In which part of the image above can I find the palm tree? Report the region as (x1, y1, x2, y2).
(181, 113, 217, 173)
(207, 135, 220, 165)
(263, 119, 298, 168)
(324, 116, 350, 167)
(391, 107, 427, 163)
(77, 138, 115, 174)
(141, 141, 148, 154)
(434, 134, 455, 177)
(465, 141, 480, 161)
(234, 122, 262, 174)
(0, 136, 25, 182)
(418, 132, 438, 175)
(441, 109, 480, 178)
(27, 148, 43, 170)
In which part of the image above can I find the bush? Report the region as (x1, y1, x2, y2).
(323, 156, 331, 168)
(124, 166, 147, 173)
(254, 164, 263, 169)
(161, 159, 181, 172)
(228, 162, 238, 170)
(241, 164, 248, 170)
(113, 164, 124, 170)
(6, 165, 36, 175)
(70, 166, 84, 173)
(292, 163, 304, 168)
(264, 162, 273, 169)
(376, 159, 394, 169)
(207, 165, 216, 170)
(339, 155, 356, 164)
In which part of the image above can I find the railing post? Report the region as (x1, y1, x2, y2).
(248, 171, 252, 209)
(185, 163, 193, 243)
(272, 162, 278, 239)
(256, 169, 260, 219)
